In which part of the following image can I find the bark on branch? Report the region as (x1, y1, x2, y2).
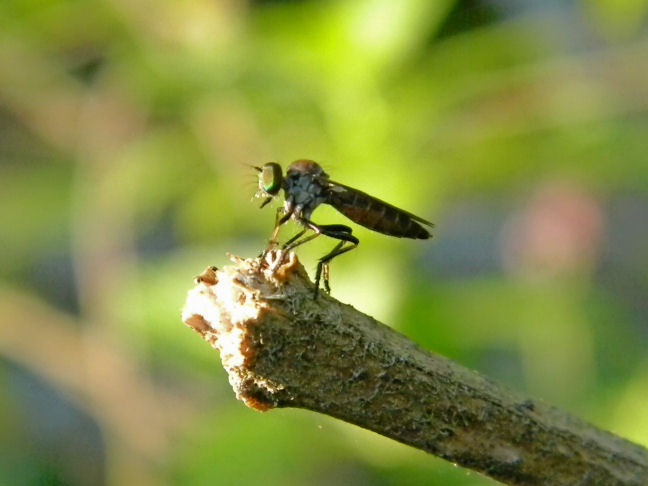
(181, 251, 648, 486)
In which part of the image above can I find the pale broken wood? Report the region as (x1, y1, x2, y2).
(181, 251, 648, 486)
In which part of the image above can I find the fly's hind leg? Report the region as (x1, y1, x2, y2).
(312, 224, 359, 299)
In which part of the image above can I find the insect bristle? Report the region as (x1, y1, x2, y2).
(240, 177, 258, 191)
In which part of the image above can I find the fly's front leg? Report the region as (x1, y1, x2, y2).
(263, 219, 321, 273)
(270, 208, 291, 247)
(311, 224, 359, 299)
(264, 228, 309, 270)
(260, 208, 291, 257)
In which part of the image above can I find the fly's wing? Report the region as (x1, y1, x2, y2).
(325, 180, 434, 239)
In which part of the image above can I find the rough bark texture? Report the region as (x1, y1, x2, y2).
(181, 251, 648, 486)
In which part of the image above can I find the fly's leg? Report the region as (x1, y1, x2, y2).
(311, 224, 359, 299)
(260, 208, 292, 257)
(281, 220, 340, 252)
(264, 228, 309, 271)
(315, 242, 357, 297)
(264, 221, 322, 273)
(264, 217, 358, 297)
(282, 229, 308, 249)
(315, 242, 342, 295)
(270, 209, 291, 247)
(322, 264, 330, 293)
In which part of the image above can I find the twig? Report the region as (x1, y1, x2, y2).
(181, 251, 648, 486)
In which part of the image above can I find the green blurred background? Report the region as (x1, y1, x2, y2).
(1, 0, 648, 485)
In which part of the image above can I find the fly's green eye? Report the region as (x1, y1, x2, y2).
(260, 162, 283, 195)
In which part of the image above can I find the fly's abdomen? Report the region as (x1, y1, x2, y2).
(329, 186, 432, 239)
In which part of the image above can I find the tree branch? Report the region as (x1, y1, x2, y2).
(181, 251, 648, 486)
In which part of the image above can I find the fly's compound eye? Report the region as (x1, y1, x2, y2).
(259, 162, 283, 195)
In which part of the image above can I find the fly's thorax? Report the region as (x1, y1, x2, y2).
(286, 159, 327, 176)
(283, 165, 329, 221)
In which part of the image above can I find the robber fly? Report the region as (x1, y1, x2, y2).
(254, 159, 434, 297)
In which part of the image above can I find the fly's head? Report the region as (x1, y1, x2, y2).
(254, 162, 284, 209)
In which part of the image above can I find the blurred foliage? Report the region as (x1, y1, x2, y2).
(1, 0, 648, 485)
